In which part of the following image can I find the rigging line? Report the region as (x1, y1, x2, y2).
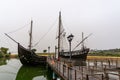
(56, 21, 65, 39)
(56, 29, 65, 39)
(62, 19, 71, 33)
(7, 23, 30, 34)
(5, 33, 19, 44)
(5, 37, 13, 52)
(72, 33, 92, 51)
(33, 18, 57, 47)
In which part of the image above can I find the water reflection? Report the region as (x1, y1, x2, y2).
(15, 65, 55, 80)
(0, 58, 61, 80)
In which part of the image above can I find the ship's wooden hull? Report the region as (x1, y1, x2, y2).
(59, 48, 89, 61)
(18, 44, 46, 65)
(59, 48, 89, 66)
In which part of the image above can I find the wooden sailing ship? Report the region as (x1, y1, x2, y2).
(5, 20, 46, 65)
(57, 12, 90, 62)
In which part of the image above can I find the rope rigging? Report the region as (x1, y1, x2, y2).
(33, 18, 58, 47)
(7, 23, 30, 34)
(4, 22, 31, 50)
(61, 19, 71, 34)
(72, 33, 92, 51)
(5, 19, 58, 48)
(56, 18, 69, 51)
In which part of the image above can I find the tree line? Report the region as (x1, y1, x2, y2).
(89, 48, 120, 57)
(0, 47, 10, 58)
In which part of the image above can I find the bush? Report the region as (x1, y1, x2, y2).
(5, 54, 10, 58)
(0, 53, 3, 58)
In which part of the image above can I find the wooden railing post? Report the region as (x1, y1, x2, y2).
(75, 70, 76, 80)
(108, 59, 110, 68)
(59, 61, 60, 72)
(101, 74, 104, 80)
(94, 60, 97, 68)
(56, 60, 58, 69)
(104, 66, 109, 80)
(69, 67, 72, 80)
(63, 64, 64, 76)
(101, 60, 103, 69)
(105, 73, 109, 80)
(68, 67, 69, 80)
(118, 71, 120, 80)
(86, 74, 89, 80)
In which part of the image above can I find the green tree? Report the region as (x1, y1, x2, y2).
(43, 49, 47, 53)
(0, 47, 9, 54)
(32, 49, 37, 52)
(0, 52, 3, 58)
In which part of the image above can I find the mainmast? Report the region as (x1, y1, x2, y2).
(58, 11, 61, 58)
(29, 20, 33, 50)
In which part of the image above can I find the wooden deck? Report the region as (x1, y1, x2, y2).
(47, 57, 120, 80)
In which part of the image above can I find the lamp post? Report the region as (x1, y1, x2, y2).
(55, 46, 57, 60)
(48, 46, 50, 53)
(48, 46, 50, 58)
(67, 34, 74, 62)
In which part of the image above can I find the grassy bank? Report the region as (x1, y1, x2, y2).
(37, 53, 54, 56)
(89, 49, 120, 57)
(10, 54, 18, 58)
(87, 56, 120, 60)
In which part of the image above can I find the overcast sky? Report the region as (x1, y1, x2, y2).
(0, 0, 120, 53)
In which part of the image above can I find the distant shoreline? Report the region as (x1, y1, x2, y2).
(10, 54, 120, 60)
(10, 54, 18, 58)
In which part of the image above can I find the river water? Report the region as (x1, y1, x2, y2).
(0, 58, 60, 80)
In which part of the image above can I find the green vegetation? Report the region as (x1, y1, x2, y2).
(32, 49, 37, 52)
(0, 58, 7, 65)
(0, 47, 10, 58)
(43, 49, 47, 53)
(89, 48, 120, 57)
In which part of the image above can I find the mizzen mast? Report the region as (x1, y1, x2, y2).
(29, 20, 33, 50)
(82, 32, 84, 48)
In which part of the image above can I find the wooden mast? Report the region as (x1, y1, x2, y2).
(82, 32, 84, 48)
(58, 11, 61, 58)
(29, 20, 33, 50)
